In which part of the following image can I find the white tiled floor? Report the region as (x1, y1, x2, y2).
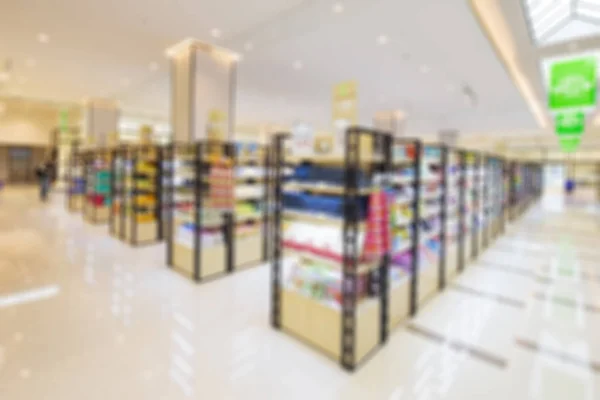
(0, 187, 599, 399)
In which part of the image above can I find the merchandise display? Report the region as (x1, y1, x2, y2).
(444, 149, 461, 281)
(110, 145, 164, 245)
(66, 148, 86, 212)
(82, 148, 113, 224)
(270, 127, 541, 372)
(167, 141, 268, 282)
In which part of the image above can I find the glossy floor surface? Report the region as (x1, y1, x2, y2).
(1, 187, 599, 399)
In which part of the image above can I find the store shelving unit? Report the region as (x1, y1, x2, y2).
(271, 128, 404, 371)
(110, 144, 164, 245)
(66, 145, 86, 212)
(415, 145, 444, 308)
(268, 129, 544, 372)
(233, 141, 269, 269)
(166, 140, 268, 282)
(270, 127, 432, 371)
(444, 148, 462, 281)
(83, 148, 113, 224)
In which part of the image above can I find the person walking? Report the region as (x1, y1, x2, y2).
(36, 160, 55, 201)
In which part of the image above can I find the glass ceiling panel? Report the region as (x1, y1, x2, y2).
(523, 0, 600, 46)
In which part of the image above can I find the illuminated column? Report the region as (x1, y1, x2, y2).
(82, 99, 119, 146)
(168, 39, 239, 142)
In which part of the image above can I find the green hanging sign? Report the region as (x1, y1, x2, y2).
(549, 57, 597, 110)
(555, 111, 585, 136)
(559, 136, 581, 152)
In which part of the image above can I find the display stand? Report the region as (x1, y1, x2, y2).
(415, 144, 444, 308)
(444, 148, 462, 281)
(110, 144, 164, 245)
(270, 127, 430, 371)
(83, 148, 112, 224)
(66, 144, 85, 212)
(166, 140, 268, 282)
(233, 142, 269, 269)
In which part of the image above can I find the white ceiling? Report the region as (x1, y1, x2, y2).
(0, 0, 541, 134)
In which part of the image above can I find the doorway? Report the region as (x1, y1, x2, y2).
(8, 147, 34, 183)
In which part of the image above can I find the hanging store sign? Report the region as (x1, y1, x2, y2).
(332, 80, 358, 149)
(559, 136, 581, 152)
(555, 111, 585, 136)
(548, 57, 597, 110)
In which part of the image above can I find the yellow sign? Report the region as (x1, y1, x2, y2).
(207, 109, 227, 141)
(140, 125, 153, 145)
(332, 81, 358, 124)
(332, 81, 358, 151)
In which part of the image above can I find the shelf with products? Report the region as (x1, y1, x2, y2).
(166, 140, 270, 282)
(82, 148, 113, 224)
(271, 128, 409, 371)
(270, 128, 540, 372)
(66, 146, 86, 212)
(110, 144, 164, 245)
(443, 148, 462, 281)
(416, 145, 444, 306)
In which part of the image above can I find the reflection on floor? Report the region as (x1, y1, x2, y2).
(0, 187, 599, 399)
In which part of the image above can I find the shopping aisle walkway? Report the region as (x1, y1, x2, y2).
(0, 188, 598, 399)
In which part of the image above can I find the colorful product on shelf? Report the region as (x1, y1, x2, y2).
(285, 260, 370, 307)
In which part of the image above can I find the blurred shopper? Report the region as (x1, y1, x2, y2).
(35, 160, 55, 201)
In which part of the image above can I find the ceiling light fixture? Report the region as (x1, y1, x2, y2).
(210, 28, 222, 39)
(377, 35, 389, 45)
(149, 62, 159, 72)
(333, 2, 344, 13)
(293, 60, 303, 70)
(37, 33, 49, 44)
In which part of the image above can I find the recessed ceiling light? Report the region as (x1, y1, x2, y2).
(37, 33, 49, 44)
(25, 58, 36, 68)
(210, 28, 222, 39)
(377, 35, 389, 45)
(149, 62, 159, 72)
(420, 65, 431, 74)
(333, 2, 344, 13)
(293, 60, 303, 70)
(244, 42, 253, 51)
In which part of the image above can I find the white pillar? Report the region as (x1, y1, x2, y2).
(81, 99, 119, 147)
(168, 39, 238, 143)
